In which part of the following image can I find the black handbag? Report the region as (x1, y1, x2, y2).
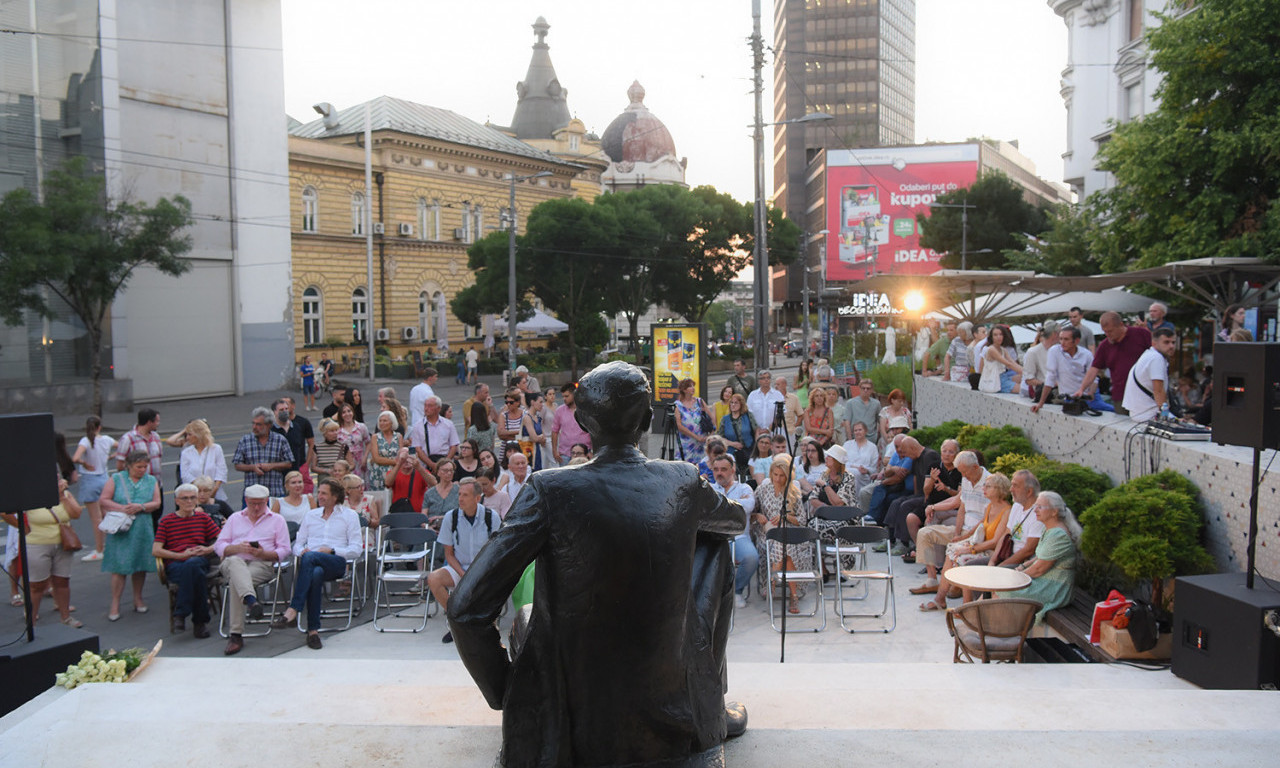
(1124, 601, 1160, 652)
(697, 399, 714, 434)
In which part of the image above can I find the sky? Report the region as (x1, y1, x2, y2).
(280, 0, 1068, 205)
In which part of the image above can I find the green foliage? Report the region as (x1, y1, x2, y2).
(909, 419, 966, 451)
(865, 362, 913, 402)
(0, 156, 193, 415)
(987, 452, 1113, 520)
(1002, 204, 1104, 277)
(1087, 0, 1280, 270)
(956, 424, 1034, 466)
(1079, 474, 1215, 592)
(853, 332, 879, 361)
(916, 170, 1051, 270)
(831, 335, 853, 364)
(989, 452, 1043, 477)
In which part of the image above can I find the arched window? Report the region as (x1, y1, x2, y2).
(351, 287, 368, 341)
(301, 187, 318, 232)
(461, 203, 473, 243)
(419, 290, 432, 340)
(432, 290, 445, 342)
(351, 192, 366, 236)
(302, 286, 322, 345)
(471, 205, 483, 242)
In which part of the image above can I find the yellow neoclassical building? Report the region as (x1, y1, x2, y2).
(287, 95, 602, 366)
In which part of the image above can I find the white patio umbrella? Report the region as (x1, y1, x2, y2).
(927, 289, 1152, 323)
(491, 309, 569, 335)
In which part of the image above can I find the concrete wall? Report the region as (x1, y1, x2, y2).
(913, 374, 1278, 580)
(106, 0, 292, 400)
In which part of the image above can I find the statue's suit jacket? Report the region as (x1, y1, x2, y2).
(448, 445, 746, 767)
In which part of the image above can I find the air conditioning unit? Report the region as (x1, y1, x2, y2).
(402, 326, 419, 340)
(399, 223, 414, 236)
(452, 227, 466, 241)
(372, 222, 385, 235)
(374, 328, 390, 341)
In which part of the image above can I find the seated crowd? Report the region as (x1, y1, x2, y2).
(685, 359, 1084, 623)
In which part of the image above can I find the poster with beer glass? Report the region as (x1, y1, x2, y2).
(651, 323, 707, 405)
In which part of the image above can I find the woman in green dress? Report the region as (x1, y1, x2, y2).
(1006, 490, 1080, 623)
(795, 359, 813, 410)
(99, 450, 160, 621)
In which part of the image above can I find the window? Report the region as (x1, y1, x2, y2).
(301, 187, 318, 232)
(419, 291, 432, 341)
(302, 286, 322, 345)
(462, 203, 473, 243)
(417, 197, 437, 241)
(569, 134, 580, 151)
(1125, 82, 1143, 122)
(1128, 0, 1144, 42)
(472, 205, 483, 241)
(351, 287, 368, 341)
(351, 192, 366, 235)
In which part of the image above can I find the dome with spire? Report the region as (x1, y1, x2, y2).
(510, 17, 572, 140)
(600, 81, 687, 191)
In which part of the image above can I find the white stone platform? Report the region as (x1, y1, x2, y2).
(2, 656, 1276, 767)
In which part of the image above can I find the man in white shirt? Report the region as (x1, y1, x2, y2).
(466, 348, 479, 384)
(273, 478, 362, 649)
(994, 470, 1045, 568)
(1123, 327, 1175, 421)
(409, 396, 460, 471)
(912, 451, 989, 592)
(1032, 326, 1095, 414)
(408, 368, 438, 429)
(746, 370, 784, 432)
(711, 455, 756, 608)
(1020, 322, 1059, 400)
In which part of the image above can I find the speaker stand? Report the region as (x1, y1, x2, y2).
(1247, 447, 1260, 589)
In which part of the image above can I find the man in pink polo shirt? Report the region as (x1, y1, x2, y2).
(214, 484, 291, 656)
(551, 382, 591, 465)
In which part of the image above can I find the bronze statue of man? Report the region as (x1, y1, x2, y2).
(448, 361, 748, 767)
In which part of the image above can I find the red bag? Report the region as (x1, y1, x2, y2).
(1090, 589, 1132, 644)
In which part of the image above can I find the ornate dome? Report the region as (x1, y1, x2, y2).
(601, 82, 678, 164)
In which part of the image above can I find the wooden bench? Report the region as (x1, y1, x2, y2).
(1044, 587, 1115, 662)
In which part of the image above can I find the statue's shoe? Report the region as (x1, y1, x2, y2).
(725, 701, 748, 739)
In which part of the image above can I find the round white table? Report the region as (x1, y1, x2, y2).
(944, 565, 1031, 593)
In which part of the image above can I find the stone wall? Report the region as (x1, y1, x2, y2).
(913, 375, 1278, 579)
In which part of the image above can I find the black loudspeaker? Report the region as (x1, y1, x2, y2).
(0, 413, 59, 511)
(0, 624, 99, 716)
(1211, 343, 1280, 450)
(1171, 573, 1280, 690)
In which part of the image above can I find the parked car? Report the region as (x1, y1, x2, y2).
(783, 340, 804, 357)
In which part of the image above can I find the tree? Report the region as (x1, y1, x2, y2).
(916, 171, 1050, 270)
(1002, 204, 1103, 276)
(653, 185, 799, 323)
(454, 197, 617, 378)
(1087, 0, 1280, 271)
(0, 157, 193, 415)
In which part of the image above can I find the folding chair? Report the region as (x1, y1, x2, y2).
(156, 556, 222, 633)
(832, 525, 895, 633)
(813, 505, 864, 588)
(946, 598, 1042, 663)
(764, 526, 825, 633)
(372, 528, 437, 632)
(297, 521, 369, 634)
(218, 560, 290, 639)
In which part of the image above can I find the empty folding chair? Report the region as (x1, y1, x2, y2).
(372, 527, 437, 632)
(833, 525, 895, 633)
(813, 505, 864, 588)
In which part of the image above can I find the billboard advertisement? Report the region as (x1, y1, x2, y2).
(652, 323, 707, 404)
(825, 144, 980, 282)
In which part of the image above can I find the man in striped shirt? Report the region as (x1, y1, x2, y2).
(152, 483, 221, 638)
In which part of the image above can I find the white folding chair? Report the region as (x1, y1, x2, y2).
(765, 526, 826, 633)
(372, 528, 437, 632)
(833, 525, 896, 633)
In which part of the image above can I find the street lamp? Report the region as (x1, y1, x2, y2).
(507, 170, 552, 373)
(801, 229, 828, 358)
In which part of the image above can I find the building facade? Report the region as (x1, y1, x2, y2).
(770, 0, 917, 315)
(1049, 0, 1189, 201)
(0, 0, 292, 410)
(287, 97, 584, 363)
